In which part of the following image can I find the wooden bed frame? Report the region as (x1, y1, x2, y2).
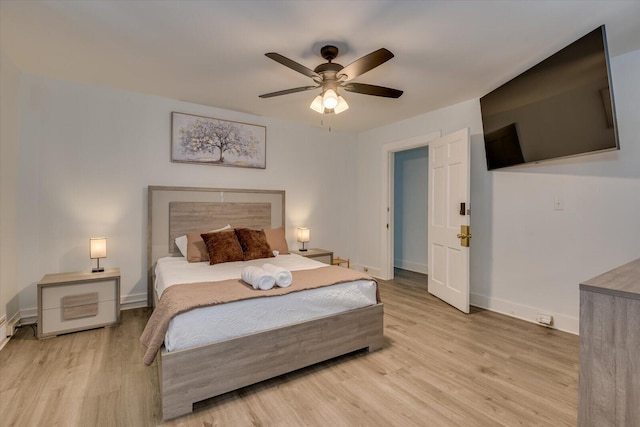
(147, 186, 384, 420)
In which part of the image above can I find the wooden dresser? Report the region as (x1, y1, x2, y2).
(579, 258, 640, 426)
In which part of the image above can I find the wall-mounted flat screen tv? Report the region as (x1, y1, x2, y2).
(480, 26, 619, 170)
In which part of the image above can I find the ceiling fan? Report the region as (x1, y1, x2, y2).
(259, 45, 403, 115)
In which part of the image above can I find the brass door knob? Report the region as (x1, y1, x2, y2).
(457, 225, 471, 247)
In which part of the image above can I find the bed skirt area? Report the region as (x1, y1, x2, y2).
(158, 303, 384, 420)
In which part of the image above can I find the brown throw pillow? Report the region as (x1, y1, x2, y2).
(234, 228, 275, 261)
(263, 227, 290, 254)
(186, 224, 231, 262)
(201, 230, 244, 265)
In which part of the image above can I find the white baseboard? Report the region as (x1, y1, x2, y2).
(1, 312, 25, 351)
(121, 293, 148, 310)
(393, 259, 427, 274)
(352, 264, 382, 279)
(18, 308, 37, 326)
(0, 327, 8, 351)
(7, 312, 21, 334)
(470, 292, 579, 335)
(0, 315, 7, 351)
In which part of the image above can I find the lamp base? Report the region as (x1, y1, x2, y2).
(92, 257, 104, 273)
(299, 248, 308, 252)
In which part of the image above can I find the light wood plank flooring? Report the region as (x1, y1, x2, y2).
(0, 275, 579, 426)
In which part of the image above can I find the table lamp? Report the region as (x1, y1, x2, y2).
(90, 237, 107, 273)
(297, 227, 310, 252)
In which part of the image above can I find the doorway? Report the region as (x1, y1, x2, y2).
(380, 131, 440, 281)
(393, 147, 429, 275)
(381, 129, 471, 314)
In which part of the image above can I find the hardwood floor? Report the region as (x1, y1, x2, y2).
(393, 267, 428, 288)
(0, 276, 579, 426)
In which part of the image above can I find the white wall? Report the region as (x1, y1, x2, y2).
(0, 50, 21, 344)
(15, 75, 358, 318)
(393, 147, 428, 273)
(7, 48, 640, 336)
(355, 99, 482, 278)
(355, 49, 640, 333)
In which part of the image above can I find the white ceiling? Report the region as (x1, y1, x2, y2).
(2, 1, 639, 132)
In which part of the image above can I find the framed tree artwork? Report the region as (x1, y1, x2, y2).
(171, 112, 266, 169)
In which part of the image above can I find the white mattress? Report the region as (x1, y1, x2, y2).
(154, 254, 378, 352)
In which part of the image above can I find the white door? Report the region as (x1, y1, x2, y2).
(427, 128, 470, 313)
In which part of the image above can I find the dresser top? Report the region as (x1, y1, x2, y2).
(580, 258, 640, 300)
(38, 268, 120, 286)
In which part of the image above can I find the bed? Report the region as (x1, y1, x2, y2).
(146, 186, 384, 420)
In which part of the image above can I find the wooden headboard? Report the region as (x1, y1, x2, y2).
(147, 186, 285, 306)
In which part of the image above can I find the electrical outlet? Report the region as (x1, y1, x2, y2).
(536, 313, 554, 326)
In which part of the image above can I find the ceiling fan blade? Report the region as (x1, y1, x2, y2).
(265, 53, 320, 79)
(337, 48, 395, 81)
(342, 83, 403, 98)
(259, 86, 318, 98)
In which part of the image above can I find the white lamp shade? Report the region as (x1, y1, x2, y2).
(322, 89, 339, 109)
(310, 95, 324, 113)
(334, 95, 349, 114)
(90, 237, 107, 259)
(296, 227, 310, 243)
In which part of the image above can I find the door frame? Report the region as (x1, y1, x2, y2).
(380, 131, 441, 280)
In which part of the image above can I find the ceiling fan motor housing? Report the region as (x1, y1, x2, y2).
(316, 45, 344, 87)
(320, 45, 339, 61)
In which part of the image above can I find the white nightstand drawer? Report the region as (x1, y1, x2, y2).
(41, 300, 118, 335)
(41, 279, 117, 310)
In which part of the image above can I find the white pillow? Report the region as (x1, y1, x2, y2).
(175, 235, 189, 258)
(174, 224, 232, 257)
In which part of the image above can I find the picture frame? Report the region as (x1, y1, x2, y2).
(171, 112, 266, 169)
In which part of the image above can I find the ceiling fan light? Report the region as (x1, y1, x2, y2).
(334, 96, 349, 114)
(310, 95, 324, 113)
(322, 89, 339, 110)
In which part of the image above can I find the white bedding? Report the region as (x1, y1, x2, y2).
(154, 254, 378, 352)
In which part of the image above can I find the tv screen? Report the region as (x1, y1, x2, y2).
(480, 26, 619, 170)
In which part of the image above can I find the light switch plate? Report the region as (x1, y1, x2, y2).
(553, 196, 564, 210)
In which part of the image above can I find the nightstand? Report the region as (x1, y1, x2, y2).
(292, 248, 333, 265)
(37, 268, 121, 339)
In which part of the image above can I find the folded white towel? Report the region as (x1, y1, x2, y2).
(241, 266, 276, 290)
(262, 263, 293, 288)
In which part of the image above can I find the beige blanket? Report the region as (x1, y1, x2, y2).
(140, 266, 379, 365)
